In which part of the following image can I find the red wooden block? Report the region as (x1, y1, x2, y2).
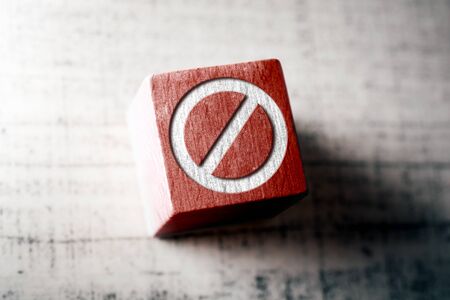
(128, 59, 307, 237)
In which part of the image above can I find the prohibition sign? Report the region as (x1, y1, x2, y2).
(170, 78, 288, 194)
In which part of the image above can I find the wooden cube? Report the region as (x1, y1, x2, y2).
(128, 59, 307, 237)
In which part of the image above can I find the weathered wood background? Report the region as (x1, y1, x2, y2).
(0, 0, 449, 299)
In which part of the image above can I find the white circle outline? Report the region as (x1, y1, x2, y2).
(170, 78, 288, 193)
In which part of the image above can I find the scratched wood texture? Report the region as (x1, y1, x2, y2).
(0, 0, 449, 299)
(146, 59, 307, 236)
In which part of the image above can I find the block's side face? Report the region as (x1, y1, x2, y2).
(271, 60, 308, 195)
(127, 77, 173, 236)
(155, 194, 300, 237)
(151, 59, 307, 214)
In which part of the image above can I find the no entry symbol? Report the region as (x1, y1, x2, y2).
(170, 78, 288, 193)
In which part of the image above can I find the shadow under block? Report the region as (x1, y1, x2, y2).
(127, 59, 307, 237)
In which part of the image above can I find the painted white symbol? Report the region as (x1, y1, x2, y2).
(170, 78, 288, 193)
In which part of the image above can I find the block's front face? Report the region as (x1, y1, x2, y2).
(151, 59, 306, 216)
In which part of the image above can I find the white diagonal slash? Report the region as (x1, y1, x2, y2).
(200, 97, 258, 174)
(170, 78, 288, 194)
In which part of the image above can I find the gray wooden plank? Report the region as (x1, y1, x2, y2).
(0, 0, 449, 299)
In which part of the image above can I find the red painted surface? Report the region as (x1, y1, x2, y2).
(184, 91, 245, 167)
(212, 105, 273, 179)
(128, 59, 307, 237)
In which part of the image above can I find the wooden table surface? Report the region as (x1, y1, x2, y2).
(1, 0, 449, 299)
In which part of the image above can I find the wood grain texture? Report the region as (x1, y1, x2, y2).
(144, 59, 307, 236)
(185, 91, 245, 168)
(212, 105, 273, 179)
(185, 91, 274, 179)
(0, 0, 450, 299)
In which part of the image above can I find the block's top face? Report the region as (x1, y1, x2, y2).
(151, 59, 306, 213)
